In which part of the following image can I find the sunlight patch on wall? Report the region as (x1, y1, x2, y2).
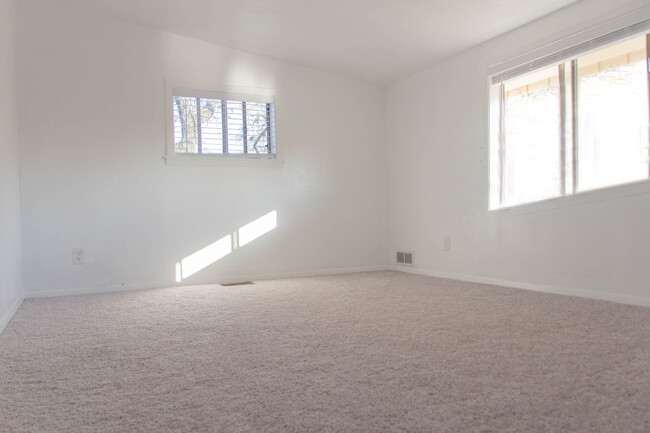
(175, 210, 278, 282)
(181, 235, 232, 280)
(239, 211, 277, 247)
(175, 262, 182, 283)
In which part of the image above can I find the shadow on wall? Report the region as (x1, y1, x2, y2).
(175, 210, 277, 282)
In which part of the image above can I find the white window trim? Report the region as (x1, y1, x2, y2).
(164, 81, 284, 168)
(487, 7, 650, 212)
(490, 178, 650, 215)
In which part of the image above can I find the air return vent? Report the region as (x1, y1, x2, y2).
(220, 281, 255, 287)
(396, 251, 414, 266)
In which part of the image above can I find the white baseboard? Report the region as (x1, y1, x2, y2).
(25, 265, 390, 299)
(216, 265, 389, 285)
(26, 280, 171, 299)
(22, 265, 650, 308)
(0, 296, 24, 335)
(391, 266, 650, 307)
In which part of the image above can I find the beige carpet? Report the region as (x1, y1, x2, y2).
(1, 271, 649, 432)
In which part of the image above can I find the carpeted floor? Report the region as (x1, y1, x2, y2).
(1, 271, 649, 432)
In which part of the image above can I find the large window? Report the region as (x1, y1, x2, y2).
(166, 88, 276, 165)
(490, 24, 650, 209)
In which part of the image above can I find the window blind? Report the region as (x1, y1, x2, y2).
(491, 18, 650, 84)
(172, 95, 275, 156)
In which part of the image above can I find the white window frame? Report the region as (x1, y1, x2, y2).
(164, 82, 284, 167)
(488, 10, 650, 211)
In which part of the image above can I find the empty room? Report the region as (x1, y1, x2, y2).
(1, 0, 649, 431)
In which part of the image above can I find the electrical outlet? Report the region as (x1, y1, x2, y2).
(442, 236, 451, 252)
(72, 248, 84, 265)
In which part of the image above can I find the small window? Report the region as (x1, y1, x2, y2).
(166, 87, 277, 165)
(489, 22, 650, 209)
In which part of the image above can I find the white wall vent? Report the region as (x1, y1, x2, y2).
(396, 251, 414, 266)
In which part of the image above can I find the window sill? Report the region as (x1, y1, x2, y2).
(489, 177, 650, 215)
(164, 154, 285, 168)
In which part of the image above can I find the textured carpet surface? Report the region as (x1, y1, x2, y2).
(1, 271, 649, 432)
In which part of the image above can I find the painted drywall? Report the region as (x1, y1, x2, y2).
(36, 0, 582, 85)
(17, 0, 388, 295)
(0, 0, 24, 328)
(387, 0, 650, 305)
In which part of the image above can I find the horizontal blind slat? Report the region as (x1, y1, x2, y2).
(491, 18, 650, 84)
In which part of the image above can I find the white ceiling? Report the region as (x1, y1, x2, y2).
(46, 0, 581, 84)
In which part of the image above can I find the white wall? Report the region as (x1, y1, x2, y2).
(0, 0, 24, 327)
(387, 0, 650, 305)
(15, 0, 649, 305)
(17, 0, 387, 295)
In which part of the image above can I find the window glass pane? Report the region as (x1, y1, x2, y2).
(200, 99, 224, 154)
(246, 102, 270, 154)
(173, 96, 198, 154)
(577, 36, 649, 191)
(226, 101, 244, 154)
(503, 65, 562, 206)
(172, 94, 276, 158)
